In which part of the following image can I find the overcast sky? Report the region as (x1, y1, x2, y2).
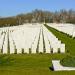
(0, 0, 75, 17)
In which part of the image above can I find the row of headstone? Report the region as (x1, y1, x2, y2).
(0, 23, 65, 54)
(47, 23, 75, 37)
(43, 25, 65, 53)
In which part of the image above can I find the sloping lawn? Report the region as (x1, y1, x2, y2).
(0, 54, 68, 75)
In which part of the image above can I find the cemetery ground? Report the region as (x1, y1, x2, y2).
(0, 24, 75, 75)
(45, 24, 75, 67)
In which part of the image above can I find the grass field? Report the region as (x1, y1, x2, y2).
(0, 54, 75, 75)
(0, 24, 75, 75)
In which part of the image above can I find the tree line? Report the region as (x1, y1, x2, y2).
(0, 9, 75, 27)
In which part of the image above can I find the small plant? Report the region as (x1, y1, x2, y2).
(60, 55, 75, 67)
(14, 49, 17, 54)
(39, 52, 43, 54)
(29, 48, 31, 54)
(58, 48, 60, 53)
(51, 48, 53, 53)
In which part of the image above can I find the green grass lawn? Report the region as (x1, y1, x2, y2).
(0, 54, 70, 75)
(0, 54, 75, 75)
